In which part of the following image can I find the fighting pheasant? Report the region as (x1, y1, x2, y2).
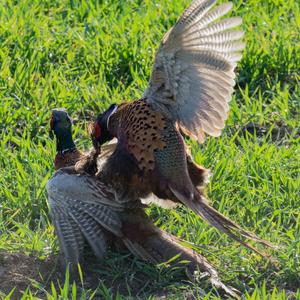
(48, 108, 117, 264)
(47, 108, 239, 297)
(91, 0, 274, 255)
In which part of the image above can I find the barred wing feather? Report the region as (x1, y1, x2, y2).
(49, 203, 85, 264)
(46, 170, 124, 263)
(145, 0, 244, 143)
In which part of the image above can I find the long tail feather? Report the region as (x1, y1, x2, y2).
(170, 186, 276, 260)
(122, 218, 240, 299)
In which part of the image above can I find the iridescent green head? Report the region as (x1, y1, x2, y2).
(50, 108, 75, 153)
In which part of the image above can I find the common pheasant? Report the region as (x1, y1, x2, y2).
(48, 108, 118, 264)
(91, 0, 274, 256)
(47, 108, 239, 297)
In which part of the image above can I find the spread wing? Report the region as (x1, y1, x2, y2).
(144, 0, 245, 143)
(46, 169, 124, 263)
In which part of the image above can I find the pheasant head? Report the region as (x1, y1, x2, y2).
(50, 108, 81, 170)
(91, 103, 118, 151)
(50, 108, 75, 153)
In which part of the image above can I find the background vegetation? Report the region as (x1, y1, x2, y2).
(0, 0, 299, 298)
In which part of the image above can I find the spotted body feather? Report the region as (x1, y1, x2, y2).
(109, 99, 167, 171)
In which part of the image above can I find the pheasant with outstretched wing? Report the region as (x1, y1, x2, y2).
(90, 0, 275, 257)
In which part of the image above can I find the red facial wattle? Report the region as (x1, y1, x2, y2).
(94, 122, 101, 139)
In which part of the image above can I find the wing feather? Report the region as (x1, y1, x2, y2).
(48, 195, 85, 264)
(183, 30, 244, 44)
(73, 200, 122, 236)
(46, 170, 124, 263)
(197, 17, 243, 37)
(69, 208, 108, 259)
(176, 0, 217, 32)
(145, 1, 244, 142)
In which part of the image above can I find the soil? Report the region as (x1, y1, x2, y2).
(0, 251, 110, 299)
(0, 252, 59, 299)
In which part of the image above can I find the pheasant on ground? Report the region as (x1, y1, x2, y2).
(47, 108, 239, 298)
(48, 108, 117, 264)
(90, 0, 275, 257)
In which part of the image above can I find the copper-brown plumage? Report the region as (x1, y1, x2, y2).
(111, 99, 167, 171)
(54, 151, 82, 170)
(47, 108, 239, 297)
(92, 0, 275, 258)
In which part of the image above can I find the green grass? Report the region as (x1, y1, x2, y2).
(0, 0, 299, 298)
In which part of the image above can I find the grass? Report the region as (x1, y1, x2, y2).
(0, 0, 299, 298)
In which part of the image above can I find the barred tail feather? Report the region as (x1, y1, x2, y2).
(169, 186, 276, 260)
(122, 223, 239, 298)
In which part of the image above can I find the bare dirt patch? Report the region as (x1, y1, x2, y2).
(0, 252, 58, 299)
